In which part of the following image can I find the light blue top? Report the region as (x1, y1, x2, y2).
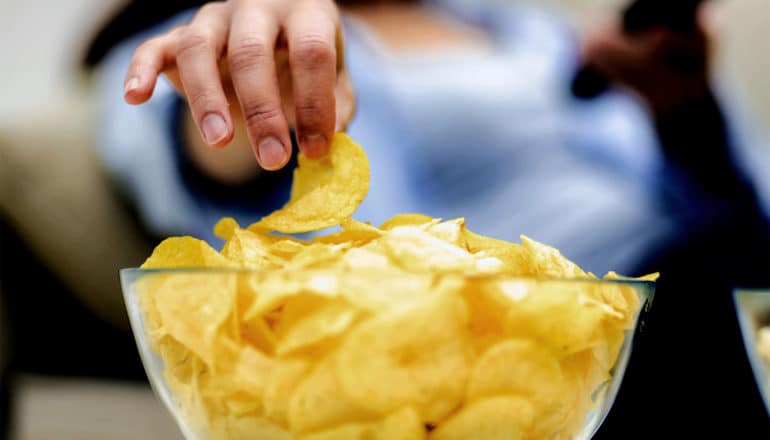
(95, 2, 770, 275)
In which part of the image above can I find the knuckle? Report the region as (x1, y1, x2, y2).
(296, 97, 326, 123)
(242, 101, 283, 130)
(197, 2, 222, 17)
(228, 37, 271, 73)
(187, 88, 222, 112)
(135, 36, 162, 55)
(177, 30, 211, 57)
(292, 35, 335, 70)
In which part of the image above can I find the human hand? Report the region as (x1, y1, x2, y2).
(123, 0, 355, 171)
(580, 5, 713, 115)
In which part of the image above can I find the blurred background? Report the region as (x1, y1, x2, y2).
(1, 0, 769, 438)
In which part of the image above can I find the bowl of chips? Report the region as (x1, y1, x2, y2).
(120, 221, 655, 440)
(121, 133, 657, 439)
(734, 289, 770, 416)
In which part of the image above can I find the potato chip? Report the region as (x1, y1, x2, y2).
(299, 407, 425, 440)
(251, 133, 370, 233)
(459, 279, 514, 354)
(152, 273, 237, 365)
(288, 355, 376, 434)
(242, 271, 340, 320)
(379, 213, 435, 230)
(222, 227, 285, 269)
(214, 217, 240, 241)
(498, 280, 612, 355)
(423, 218, 468, 248)
(462, 230, 531, 275)
(379, 226, 478, 273)
(274, 298, 359, 356)
(378, 407, 425, 440)
(263, 359, 311, 426)
(466, 338, 569, 437)
(520, 236, 589, 279)
(335, 289, 472, 422)
(141, 237, 236, 269)
(429, 396, 534, 440)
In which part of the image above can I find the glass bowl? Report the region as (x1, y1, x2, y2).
(121, 268, 655, 440)
(734, 289, 770, 416)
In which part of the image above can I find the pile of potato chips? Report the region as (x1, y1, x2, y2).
(135, 133, 656, 439)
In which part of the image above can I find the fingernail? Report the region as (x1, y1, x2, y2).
(257, 137, 288, 170)
(124, 77, 140, 95)
(202, 113, 228, 145)
(301, 133, 328, 158)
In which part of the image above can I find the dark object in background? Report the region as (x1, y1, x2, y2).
(83, 0, 207, 69)
(0, 219, 147, 381)
(0, 217, 149, 440)
(571, 0, 705, 99)
(0, 293, 10, 440)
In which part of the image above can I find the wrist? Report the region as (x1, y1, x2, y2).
(648, 78, 713, 118)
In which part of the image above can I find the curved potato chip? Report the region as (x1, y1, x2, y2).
(222, 228, 285, 269)
(251, 133, 370, 233)
(141, 237, 236, 269)
(274, 297, 359, 356)
(379, 213, 435, 230)
(466, 339, 568, 437)
(214, 217, 240, 241)
(521, 236, 588, 279)
(423, 218, 467, 248)
(299, 407, 425, 440)
(288, 355, 376, 434)
(429, 396, 533, 440)
(335, 291, 472, 422)
(462, 230, 531, 275)
(500, 281, 611, 355)
(153, 273, 237, 365)
(380, 227, 477, 273)
(263, 359, 311, 426)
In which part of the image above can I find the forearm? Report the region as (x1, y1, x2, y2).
(653, 90, 756, 202)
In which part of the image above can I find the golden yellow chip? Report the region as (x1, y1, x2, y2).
(378, 407, 425, 440)
(250, 133, 370, 233)
(379, 226, 478, 273)
(499, 280, 610, 355)
(379, 213, 435, 230)
(429, 396, 534, 440)
(141, 237, 236, 269)
(466, 338, 569, 437)
(520, 236, 589, 279)
(274, 297, 359, 356)
(334, 289, 472, 423)
(263, 359, 311, 426)
(222, 227, 284, 269)
(288, 355, 375, 434)
(299, 407, 425, 440)
(462, 230, 531, 275)
(152, 273, 237, 365)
